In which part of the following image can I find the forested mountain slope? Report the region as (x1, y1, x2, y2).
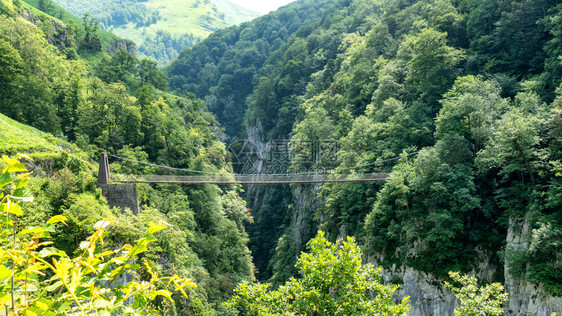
(50, 0, 259, 64)
(0, 2, 254, 314)
(167, 0, 562, 314)
(166, 0, 336, 136)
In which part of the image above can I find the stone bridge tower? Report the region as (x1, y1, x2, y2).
(98, 153, 140, 214)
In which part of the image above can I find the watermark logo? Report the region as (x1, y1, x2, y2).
(227, 139, 339, 174)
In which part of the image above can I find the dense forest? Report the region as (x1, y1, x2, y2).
(167, 0, 562, 314)
(0, 0, 255, 314)
(1, 0, 562, 314)
(167, 0, 335, 137)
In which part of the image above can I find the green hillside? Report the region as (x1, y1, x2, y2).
(0, 113, 63, 154)
(21, 0, 119, 46)
(50, 0, 259, 64)
(167, 0, 335, 136)
(0, 1, 255, 314)
(210, 0, 258, 25)
(168, 0, 562, 311)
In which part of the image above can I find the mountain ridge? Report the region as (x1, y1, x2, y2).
(50, 0, 260, 63)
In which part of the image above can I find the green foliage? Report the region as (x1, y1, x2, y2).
(0, 10, 256, 314)
(0, 15, 65, 133)
(4, 0, 562, 312)
(167, 0, 334, 136)
(51, 0, 259, 64)
(435, 75, 507, 151)
(95, 50, 168, 92)
(463, 0, 551, 80)
(81, 14, 102, 52)
(176, 0, 561, 292)
(227, 231, 410, 315)
(398, 27, 465, 108)
(0, 156, 195, 314)
(0, 38, 23, 102)
(445, 272, 508, 316)
(21, 0, 121, 51)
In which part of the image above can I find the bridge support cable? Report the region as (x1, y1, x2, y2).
(99, 151, 423, 185)
(110, 173, 389, 184)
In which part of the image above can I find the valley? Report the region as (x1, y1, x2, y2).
(1, 0, 561, 314)
(51, 0, 259, 63)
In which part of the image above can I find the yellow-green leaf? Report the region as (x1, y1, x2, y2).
(92, 298, 111, 308)
(47, 215, 68, 225)
(34, 298, 52, 311)
(0, 172, 11, 189)
(0, 265, 11, 280)
(151, 290, 173, 303)
(12, 187, 33, 202)
(147, 221, 166, 235)
(39, 247, 66, 258)
(6, 203, 23, 216)
(45, 280, 63, 292)
(15, 172, 31, 189)
(144, 260, 157, 281)
(6, 162, 26, 173)
(20, 226, 48, 236)
(94, 218, 114, 230)
(0, 293, 11, 307)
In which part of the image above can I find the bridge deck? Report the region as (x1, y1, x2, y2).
(111, 173, 389, 184)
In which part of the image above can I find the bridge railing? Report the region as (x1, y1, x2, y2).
(111, 173, 389, 184)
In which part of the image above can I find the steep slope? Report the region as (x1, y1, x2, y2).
(167, 0, 336, 137)
(166, 0, 562, 314)
(0, 2, 255, 314)
(50, 0, 259, 64)
(0, 113, 73, 154)
(20, 0, 127, 52)
(210, 0, 260, 25)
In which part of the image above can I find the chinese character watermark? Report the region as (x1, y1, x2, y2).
(227, 139, 339, 174)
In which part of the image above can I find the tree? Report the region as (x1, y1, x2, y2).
(476, 91, 548, 197)
(37, 0, 53, 13)
(227, 231, 410, 315)
(96, 49, 138, 85)
(81, 14, 101, 52)
(0, 38, 23, 117)
(139, 59, 168, 90)
(398, 27, 465, 110)
(445, 272, 508, 316)
(435, 75, 508, 153)
(0, 155, 195, 315)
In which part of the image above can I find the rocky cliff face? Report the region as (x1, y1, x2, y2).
(105, 38, 137, 55)
(245, 120, 322, 249)
(504, 216, 562, 315)
(385, 267, 457, 316)
(20, 8, 73, 50)
(242, 123, 561, 315)
(245, 121, 267, 175)
(371, 215, 562, 316)
(291, 183, 321, 250)
(19, 8, 137, 56)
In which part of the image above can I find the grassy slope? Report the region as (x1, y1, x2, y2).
(50, 0, 259, 56)
(0, 113, 68, 155)
(110, 0, 231, 46)
(210, 0, 259, 25)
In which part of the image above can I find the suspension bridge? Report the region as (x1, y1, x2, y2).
(97, 153, 391, 185)
(96, 151, 419, 213)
